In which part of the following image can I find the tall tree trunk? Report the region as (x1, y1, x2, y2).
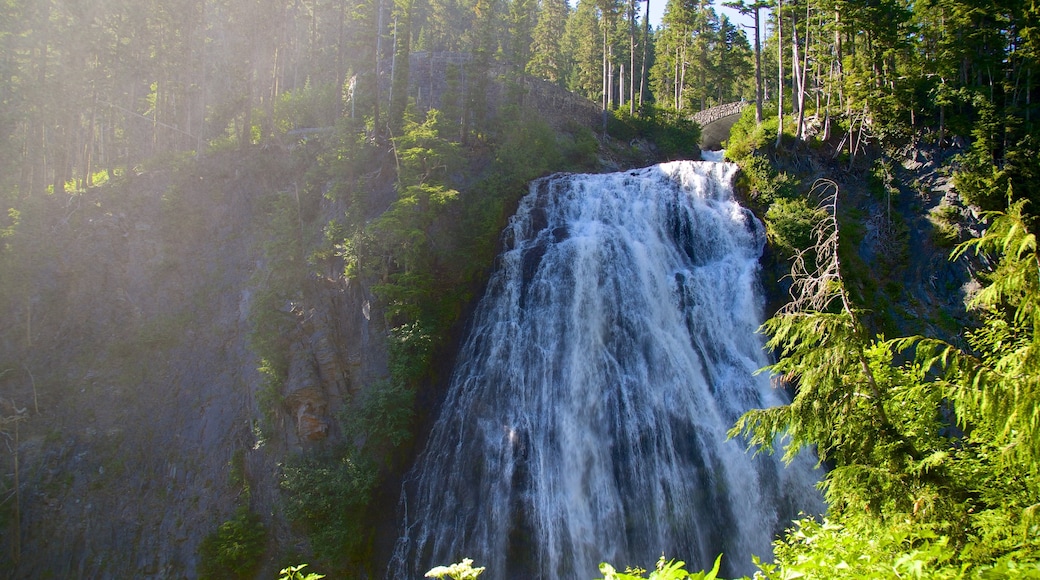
(374, 0, 384, 140)
(679, 38, 688, 110)
(84, 91, 97, 188)
(791, 10, 801, 116)
(639, 0, 650, 110)
(620, 63, 625, 106)
(629, 0, 637, 114)
(674, 48, 680, 109)
(775, 0, 784, 147)
(754, 5, 762, 123)
(795, 0, 810, 140)
(602, 24, 608, 111)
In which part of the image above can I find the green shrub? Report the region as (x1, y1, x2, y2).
(280, 450, 377, 572)
(494, 106, 565, 182)
(765, 517, 959, 579)
(425, 558, 486, 579)
(724, 104, 778, 162)
(559, 122, 600, 168)
(279, 564, 326, 580)
(598, 557, 721, 580)
(736, 154, 798, 205)
(273, 83, 341, 135)
(928, 204, 963, 248)
(608, 106, 701, 159)
(197, 507, 267, 580)
(347, 378, 416, 454)
(765, 197, 825, 260)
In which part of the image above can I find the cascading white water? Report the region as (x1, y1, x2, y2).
(389, 160, 823, 579)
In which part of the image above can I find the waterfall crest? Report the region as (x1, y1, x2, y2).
(389, 160, 822, 579)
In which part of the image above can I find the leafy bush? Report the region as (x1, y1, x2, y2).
(559, 122, 600, 168)
(765, 197, 826, 260)
(273, 83, 341, 135)
(425, 558, 486, 579)
(280, 450, 377, 572)
(765, 517, 960, 580)
(608, 106, 701, 159)
(347, 378, 416, 455)
(197, 507, 267, 580)
(279, 564, 326, 580)
(386, 322, 434, 389)
(598, 556, 721, 580)
(735, 154, 798, 205)
(724, 104, 779, 162)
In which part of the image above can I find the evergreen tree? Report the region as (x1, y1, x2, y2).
(527, 0, 571, 85)
(561, 0, 603, 102)
(651, 0, 750, 111)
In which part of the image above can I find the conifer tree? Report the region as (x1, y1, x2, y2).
(561, 0, 603, 102)
(527, 0, 570, 85)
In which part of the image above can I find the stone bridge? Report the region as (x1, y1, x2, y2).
(692, 101, 746, 150)
(405, 51, 746, 150)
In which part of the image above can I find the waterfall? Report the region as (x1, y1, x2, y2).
(389, 160, 823, 579)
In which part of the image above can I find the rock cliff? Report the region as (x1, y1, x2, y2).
(0, 148, 390, 578)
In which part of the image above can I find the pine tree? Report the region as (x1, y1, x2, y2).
(561, 0, 603, 102)
(527, 0, 570, 85)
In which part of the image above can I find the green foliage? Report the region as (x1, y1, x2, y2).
(951, 95, 1007, 211)
(723, 106, 800, 211)
(387, 322, 434, 388)
(868, 158, 898, 201)
(425, 558, 486, 579)
(768, 513, 1040, 579)
(764, 197, 822, 261)
(767, 517, 960, 579)
(733, 184, 1040, 575)
(493, 106, 566, 182)
(197, 507, 267, 580)
(950, 95, 1040, 213)
(249, 192, 306, 378)
(650, 0, 753, 111)
(599, 556, 722, 580)
(346, 378, 416, 455)
(724, 105, 778, 162)
(608, 106, 701, 159)
(278, 564, 326, 580)
(273, 83, 342, 135)
(1, 208, 20, 250)
(929, 204, 964, 248)
(559, 122, 600, 168)
(735, 154, 798, 205)
(916, 199, 1040, 466)
(394, 109, 462, 186)
(280, 449, 377, 572)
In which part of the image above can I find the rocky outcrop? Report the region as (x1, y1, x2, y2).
(280, 275, 387, 445)
(0, 149, 390, 578)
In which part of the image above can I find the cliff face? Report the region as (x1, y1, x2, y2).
(0, 148, 391, 578)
